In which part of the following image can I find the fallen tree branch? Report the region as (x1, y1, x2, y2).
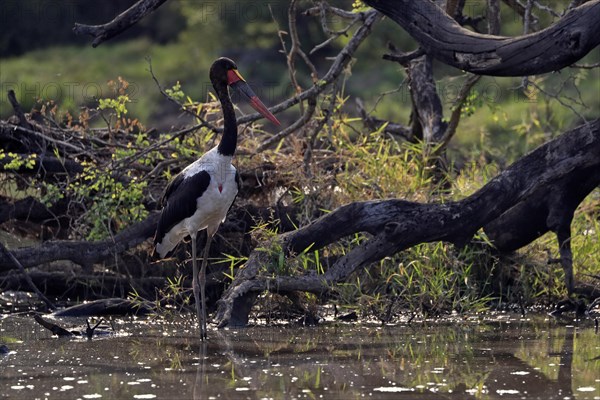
(1, 270, 167, 300)
(0, 213, 160, 271)
(216, 119, 600, 327)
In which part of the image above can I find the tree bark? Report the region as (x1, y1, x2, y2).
(406, 55, 447, 144)
(364, 0, 600, 76)
(215, 120, 600, 327)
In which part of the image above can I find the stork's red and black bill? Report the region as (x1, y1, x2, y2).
(226, 69, 280, 126)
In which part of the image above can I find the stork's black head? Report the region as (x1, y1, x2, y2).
(209, 57, 239, 88)
(208, 57, 280, 126)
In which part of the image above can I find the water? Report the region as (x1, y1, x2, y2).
(1, 313, 598, 399)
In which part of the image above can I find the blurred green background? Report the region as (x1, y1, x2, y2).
(0, 0, 598, 155)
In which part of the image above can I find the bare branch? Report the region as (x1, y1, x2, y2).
(528, 80, 588, 123)
(0, 213, 160, 271)
(0, 122, 85, 154)
(365, 0, 600, 76)
(383, 46, 425, 65)
(73, 0, 168, 47)
(308, 2, 364, 55)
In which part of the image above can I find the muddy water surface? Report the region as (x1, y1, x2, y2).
(1, 313, 599, 399)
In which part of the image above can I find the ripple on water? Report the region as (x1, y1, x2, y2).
(373, 387, 414, 392)
(577, 387, 596, 392)
(496, 389, 520, 395)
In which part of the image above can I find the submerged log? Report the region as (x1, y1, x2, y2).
(34, 314, 112, 339)
(215, 120, 600, 327)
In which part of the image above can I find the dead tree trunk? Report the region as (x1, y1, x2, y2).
(215, 120, 600, 327)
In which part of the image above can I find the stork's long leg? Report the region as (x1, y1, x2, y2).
(199, 234, 212, 340)
(190, 233, 204, 339)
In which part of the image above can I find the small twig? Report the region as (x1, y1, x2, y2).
(86, 318, 105, 340)
(531, 1, 561, 18)
(112, 123, 204, 171)
(304, 2, 364, 21)
(567, 0, 587, 11)
(287, 0, 318, 85)
(582, 273, 600, 281)
(303, 110, 328, 176)
(501, 0, 539, 26)
(274, 1, 303, 114)
(0, 242, 56, 311)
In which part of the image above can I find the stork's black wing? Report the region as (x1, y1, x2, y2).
(153, 170, 211, 254)
(160, 170, 184, 206)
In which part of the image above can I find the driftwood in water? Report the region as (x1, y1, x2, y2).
(34, 314, 110, 339)
(215, 120, 600, 327)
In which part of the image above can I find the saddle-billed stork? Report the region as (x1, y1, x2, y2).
(153, 57, 280, 339)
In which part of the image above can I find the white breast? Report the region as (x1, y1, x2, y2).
(183, 149, 237, 237)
